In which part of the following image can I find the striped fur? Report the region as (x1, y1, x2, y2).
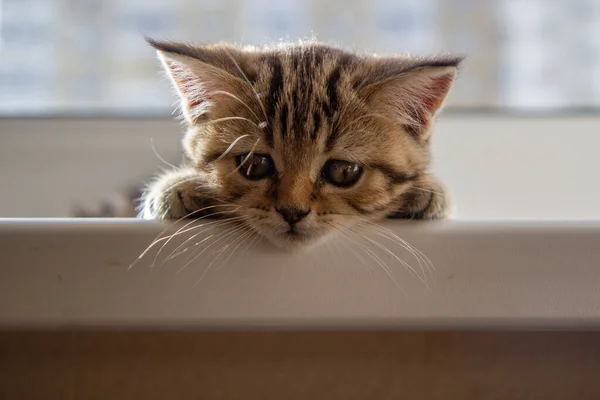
(141, 40, 463, 249)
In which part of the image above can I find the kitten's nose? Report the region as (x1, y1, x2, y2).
(276, 207, 310, 225)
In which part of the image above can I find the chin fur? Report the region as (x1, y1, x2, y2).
(254, 224, 335, 251)
(265, 234, 321, 251)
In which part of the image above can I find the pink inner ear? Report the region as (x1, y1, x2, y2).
(166, 59, 238, 113)
(420, 75, 453, 115)
(407, 74, 453, 127)
(166, 61, 205, 109)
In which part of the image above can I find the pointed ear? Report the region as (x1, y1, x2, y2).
(359, 56, 464, 139)
(147, 39, 257, 125)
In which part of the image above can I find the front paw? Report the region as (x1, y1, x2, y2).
(388, 175, 451, 220)
(141, 169, 216, 220)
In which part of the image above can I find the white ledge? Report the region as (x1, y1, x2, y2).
(1, 219, 599, 329)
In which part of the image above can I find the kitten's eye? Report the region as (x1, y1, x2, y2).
(236, 153, 274, 180)
(322, 160, 363, 187)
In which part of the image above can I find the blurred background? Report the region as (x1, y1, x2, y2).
(1, 0, 600, 218)
(2, 0, 600, 115)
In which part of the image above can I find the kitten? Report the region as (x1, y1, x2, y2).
(140, 40, 462, 249)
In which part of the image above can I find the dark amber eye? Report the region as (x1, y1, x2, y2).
(236, 153, 274, 180)
(322, 160, 363, 187)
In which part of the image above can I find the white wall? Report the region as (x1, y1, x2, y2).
(1, 115, 599, 218)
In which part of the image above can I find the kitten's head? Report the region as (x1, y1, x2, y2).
(149, 39, 462, 249)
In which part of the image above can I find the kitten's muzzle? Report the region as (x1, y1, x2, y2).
(276, 207, 311, 225)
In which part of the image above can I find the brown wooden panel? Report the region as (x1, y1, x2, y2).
(1, 331, 600, 399)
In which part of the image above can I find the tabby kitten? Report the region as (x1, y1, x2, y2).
(141, 39, 462, 249)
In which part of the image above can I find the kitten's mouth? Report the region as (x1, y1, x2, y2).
(284, 229, 309, 239)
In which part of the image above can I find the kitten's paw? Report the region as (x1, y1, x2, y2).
(141, 168, 218, 220)
(388, 174, 451, 220)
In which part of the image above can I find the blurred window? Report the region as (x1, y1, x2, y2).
(1, 0, 599, 115)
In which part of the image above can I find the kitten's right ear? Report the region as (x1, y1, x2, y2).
(358, 55, 464, 140)
(147, 38, 253, 124)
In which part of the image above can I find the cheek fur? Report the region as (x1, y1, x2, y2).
(215, 170, 277, 211)
(317, 171, 398, 216)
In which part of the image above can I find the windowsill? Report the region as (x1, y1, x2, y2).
(1, 218, 599, 329)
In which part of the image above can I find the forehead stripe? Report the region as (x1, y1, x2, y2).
(264, 56, 284, 146)
(312, 110, 321, 140)
(279, 103, 289, 140)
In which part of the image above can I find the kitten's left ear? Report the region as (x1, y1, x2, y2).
(359, 56, 464, 139)
(147, 38, 258, 125)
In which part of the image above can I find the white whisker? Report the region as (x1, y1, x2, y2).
(353, 221, 433, 285)
(213, 225, 256, 273)
(149, 175, 204, 202)
(360, 232, 429, 288)
(214, 134, 253, 162)
(411, 186, 443, 196)
(357, 219, 434, 276)
(151, 208, 244, 266)
(190, 221, 257, 284)
(334, 231, 372, 274)
(223, 49, 269, 124)
(161, 215, 247, 263)
(326, 221, 405, 293)
(230, 138, 261, 176)
(243, 226, 266, 255)
(176, 217, 258, 276)
(197, 116, 262, 130)
(128, 204, 239, 270)
(209, 90, 262, 123)
(221, 225, 264, 279)
(151, 212, 234, 268)
(150, 137, 177, 169)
